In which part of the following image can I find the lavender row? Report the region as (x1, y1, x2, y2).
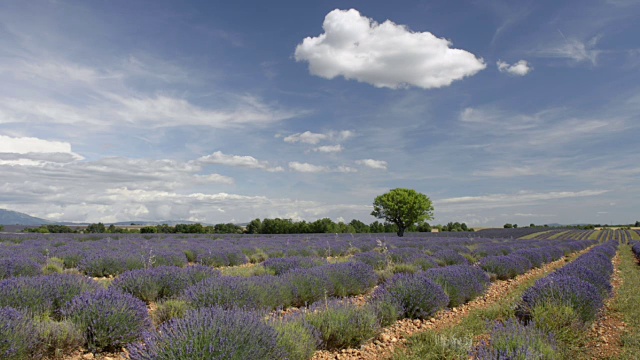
(0, 232, 596, 279)
(474, 241, 617, 358)
(517, 240, 617, 324)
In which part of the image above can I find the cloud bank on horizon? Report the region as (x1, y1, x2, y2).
(0, 1, 639, 227)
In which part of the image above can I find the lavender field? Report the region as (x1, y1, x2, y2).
(1, 228, 637, 359)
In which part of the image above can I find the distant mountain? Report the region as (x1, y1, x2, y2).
(0, 209, 53, 225)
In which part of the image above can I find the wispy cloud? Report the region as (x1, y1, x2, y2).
(312, 144, 343, 153)
(283, 130, 354, 145)
(288, 161, 358, 173)
(437, 190, 609, 211)
(197, 151, 284, 172)
(536, 33, 601, 65)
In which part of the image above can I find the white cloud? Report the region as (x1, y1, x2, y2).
(295, 8, 486, 89)
(497, 60, 532, 76)
(0, 135, 79, 155)
(356, 159, 388, 170)
(288, 161, 328, 173)
(336, 165, 358, 173)
(284, 131, 327, 144)
(288, 161, 358, 173)
(193, 174, 235, 185)
(198, 151, 284, 172)
(0, 135, 83, 165)
(313, 144, 343, 153)
(283, 130, 355, 145)
(337, 130, 354, 141)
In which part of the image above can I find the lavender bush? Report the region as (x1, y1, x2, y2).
(0, 274, 102, 318)
(554, 263, 612, 298)
(0, 306, 38, 360)
(433, 250, 469, 266)
(111, 265, 220, 303)
(424, 265, 490, 307)
(62, 288, 151, 351)
(352, 251, 388, 270)
(322, 262, 377, 297)
(518, 275, 603, 324)
(281, 268, 331, 307)
(478, 255, 531, 280)
(376, 272, 449, 319)
(128, 307, 287, 359)
(0, 257, 42, 279)
(472, 319, 558, 360)
(263, 256, 327, 275)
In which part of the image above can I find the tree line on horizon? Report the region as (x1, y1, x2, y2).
(18, 218, 474, 235)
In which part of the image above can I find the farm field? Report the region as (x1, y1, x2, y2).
(1, 228, 637, 359)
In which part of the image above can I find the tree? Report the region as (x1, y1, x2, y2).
(503, 223, 513, 229)
(86, 222, 106, 233)
(635, 221, 640, 227)
(246, 218, 262, 234)
(371, 188, 434, 237)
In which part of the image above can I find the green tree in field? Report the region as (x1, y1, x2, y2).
(504, 223, 513, 228)
(371, 188, 434, 237)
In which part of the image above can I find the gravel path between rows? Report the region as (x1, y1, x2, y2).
(312, 249, 592, 360)
(584, 252, 625, 359)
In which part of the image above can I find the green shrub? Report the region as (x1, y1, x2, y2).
(392, 263, 417, 274)
(153, 299, 189, 326)
(35, 319, 84, 358)
(305, 301, 380, 350)
(271, 317, 319, 360)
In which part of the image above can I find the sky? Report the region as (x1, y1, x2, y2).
(0, 0, 639, 227)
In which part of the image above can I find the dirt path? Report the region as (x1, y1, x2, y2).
(583, 252, 627, 359)
(312, 250, 589, 360)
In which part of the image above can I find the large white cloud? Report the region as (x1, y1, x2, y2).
(295, 9, 486, 89)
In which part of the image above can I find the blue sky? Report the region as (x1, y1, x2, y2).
(0, 0, 638, 226)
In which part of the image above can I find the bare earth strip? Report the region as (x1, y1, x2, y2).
(312, 249, 592, 360)
(584, 252, 626, 359)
